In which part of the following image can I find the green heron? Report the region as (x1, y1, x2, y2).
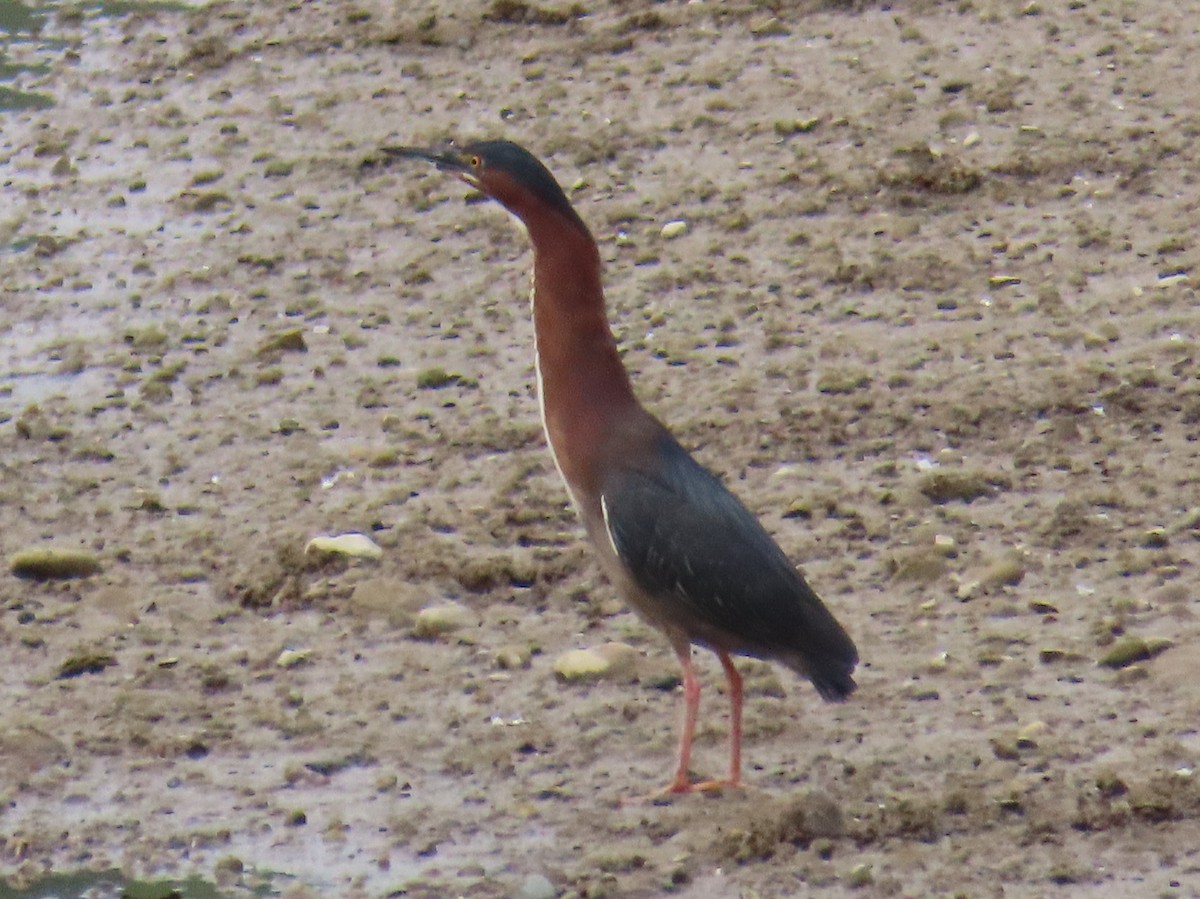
(386, 140, 858, 794)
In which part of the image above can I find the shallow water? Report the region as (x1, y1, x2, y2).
(0, 1, 51, 109)
(0, 1, 42, 34)
(0, 0, 199, 109)
(0, 869, 228, 899)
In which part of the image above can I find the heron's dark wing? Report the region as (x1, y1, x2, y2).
(603, 433, 857, 700)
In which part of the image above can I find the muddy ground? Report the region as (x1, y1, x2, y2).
(2, 0, 1200, 896)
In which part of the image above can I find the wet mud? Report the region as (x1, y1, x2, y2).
(2, 1, 1200, 896)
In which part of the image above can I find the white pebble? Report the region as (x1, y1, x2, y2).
(304, 533, 382, 560)
(413, 602, 477, 639)
(659, 220, 688, 240)
(553, 642, 638, 682)
(276, 648, 311, 669)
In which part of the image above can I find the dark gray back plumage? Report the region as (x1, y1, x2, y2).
(603, 431, 858, 701)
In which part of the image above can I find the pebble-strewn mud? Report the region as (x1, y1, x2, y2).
(2, 1, 1199, 896)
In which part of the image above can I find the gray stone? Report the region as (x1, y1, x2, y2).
(515, 873, 556, 899)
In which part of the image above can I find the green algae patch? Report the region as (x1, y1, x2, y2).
(0, 868, 230, 898)
(0, 84, 53, 110)
(1099, 635, 1173, 669)
(57, 652, 117, 679)
(10, 547, 102, 580)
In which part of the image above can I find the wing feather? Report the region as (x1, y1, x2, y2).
(603, 433, 857, 700)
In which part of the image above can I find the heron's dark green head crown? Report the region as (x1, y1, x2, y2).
(385, 139, 587, 233)
(464, 140, 576, 216)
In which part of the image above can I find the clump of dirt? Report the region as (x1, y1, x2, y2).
(1074, 771, 1200, 831)
(878, 144, 984, 199)
(850, 791, 959, 846)
(714, 790, 846, 862)
(917, 468, 1010, 504)
(227, 540, 327, 610)
(482, 0, 583, 27)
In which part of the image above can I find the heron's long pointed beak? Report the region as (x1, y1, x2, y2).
(382, 145, 479, 187)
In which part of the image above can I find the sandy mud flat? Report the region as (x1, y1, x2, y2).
(2, 1, 1199, 896)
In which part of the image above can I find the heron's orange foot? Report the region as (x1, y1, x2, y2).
(679, 777, 742, 794)
(620, 777, 742, 805)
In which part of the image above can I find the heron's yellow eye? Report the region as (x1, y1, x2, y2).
(470, 155, 482, 168)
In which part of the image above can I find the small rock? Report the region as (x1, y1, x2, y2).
(979, 554, 1027, 590)
(495, 645, 532, 670)
(1115, 665, 1150, 685)
(956, 579, 981, 602)
(256, 328, 307, 356)
(905, 685, 940, 701)
(1157, 273, 1190, 289)
(750, 16, 790, 37)
(276, 648, 311, 669)
(1099, 635, 1172, 669)
(775, 116, 821, 135)
(413, 601, 477, 639)
(304, 533, 383, 560)
(553, 642, 638, 682)
(1142, 527, 1169, 548)
(515, 873, 557, 899)
(1016, 720, 1048, 749)
(11, 547, 102, 581)
(935, 447, 963, 466)
(846, 863, 874, 888)
(811, 837, 835, 859)
(932, 533, 957, 555)
(988, 275, 1021, 288)
(591, 640, 639, 668)
(660, 220, 688, 239)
